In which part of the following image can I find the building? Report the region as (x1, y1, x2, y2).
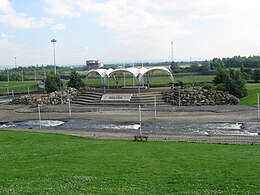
(86, 60, 103, 70)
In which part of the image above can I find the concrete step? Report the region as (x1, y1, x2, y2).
(72, 101, 170, 106)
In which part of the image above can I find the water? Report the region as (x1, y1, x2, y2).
(1, 119, 259, 136)
(0, 98, 12, 104)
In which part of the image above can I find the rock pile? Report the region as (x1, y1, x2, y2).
(11, 88, 79, 107)
(163, 87, 239, 106)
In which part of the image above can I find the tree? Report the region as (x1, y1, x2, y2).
(199, 61, 210, 73)
(210, 58, 224, 70)
(45, 73, 63, 93)
(225, 70, 247, 98)
(213, 68, 247, 98)
(252, 69, 260, 82)
(240, 67, 252, 80)
(67, 69, 85, 89)
(170, 61, 182, 73)
(213, 68, 230, 85)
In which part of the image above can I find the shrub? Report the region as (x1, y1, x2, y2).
(67, 69, 85, 89)
(45, 73, 63, 93)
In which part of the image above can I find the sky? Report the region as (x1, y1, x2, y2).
(1, 0, 260, 68)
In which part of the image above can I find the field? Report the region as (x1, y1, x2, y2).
(0, 81, 37, 93)
(0, 131, 259, 194)
(85, 75, 214, 88)
(239, 83, 260, 105)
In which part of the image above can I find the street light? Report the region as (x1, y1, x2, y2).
(51, 39, 57, 75)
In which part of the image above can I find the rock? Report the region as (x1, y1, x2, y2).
(163, 87, 239, 106)
(11, 87, 79, 106)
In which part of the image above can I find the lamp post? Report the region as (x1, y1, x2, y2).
(51, 39, 57, 75)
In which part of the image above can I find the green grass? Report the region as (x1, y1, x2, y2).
(0, 81, 37, 93)
(240, 83, 260, 105)
(0, 131, 259, 194)
(174, 75, 214, 83)
(85, 75, 214, 88)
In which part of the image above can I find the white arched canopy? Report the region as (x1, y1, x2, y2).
(86, 66, 174, 92)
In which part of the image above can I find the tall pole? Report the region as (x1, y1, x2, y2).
(21, 69, 23, 82)
(34, 66, 37, 82)
(154, 95, 157, 119)
(38, 104, 42, 129)
(123, 62, 126, 87)
(51, 39, 57, 75)
(15, 57, 17, 68)
(68, 99, 72, 118)
(178, 87, 181, 107)
(7, 69, 9, 82)
(257, 93, 259, 123)
(139, 105, 142, 135)
(171, 41, 174, 62)
(133, 62, 135, 87)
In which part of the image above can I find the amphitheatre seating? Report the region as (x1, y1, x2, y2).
(72, 90, 171, 107)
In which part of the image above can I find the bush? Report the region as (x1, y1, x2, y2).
(202, 83, 214, 90)
(229, 95, 240, 105)
(67, 69, 85, 89)
(45, 73, 63, 93)
(252, 69, 260, 82)
(213, 68, 247, 98)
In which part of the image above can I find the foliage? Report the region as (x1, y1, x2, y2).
(45, 73, 63, 93)
(213, 68, 247, 98)
(222, 55, 260, 68)
(200, 60, 211, 73)
(252, 69, 260, 82)
(240, 67, 252, 80)
(170, 61, 182, 73)
(0, 131, 259, 194)
(202, 83, 214, 90)
(210, 58, 224, 70)
(213, 68, 230, 85)
(67, 69, 85, 89)
(226, 70, 247, 98)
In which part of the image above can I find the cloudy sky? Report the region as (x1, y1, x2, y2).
(1, 0, 260, 68)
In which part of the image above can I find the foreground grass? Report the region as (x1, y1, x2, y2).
(240, 83, 260, 105)
(0, 131, 259, 194)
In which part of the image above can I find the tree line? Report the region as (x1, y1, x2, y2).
(171, 55, 260, 74)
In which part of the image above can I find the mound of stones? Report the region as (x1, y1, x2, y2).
(11, 87, 79, 107)
(163, 87, 239, 106)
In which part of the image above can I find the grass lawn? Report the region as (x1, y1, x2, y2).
(240, 83, 260, 105)
(0, 131, 259, 194)
(174, 75, 214, 83)
(0, 81, 37, 93)
(85, 75, 214, 88)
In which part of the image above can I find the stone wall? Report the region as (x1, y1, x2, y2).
(163, 87, 239, 106)
(11, 88, 79, 107)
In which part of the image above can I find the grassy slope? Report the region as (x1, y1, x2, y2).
(240, 83, 260, 105)
(0, 131, 259, 194)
